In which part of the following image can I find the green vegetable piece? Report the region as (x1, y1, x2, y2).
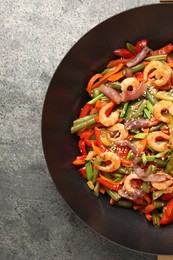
(153, 200, 167, 209)
(155, 149, 169, 158)
(126, 42, 136, 54)
(146, 100, 153, 113)
(117, 199, 133, 208)
(142, 181, 151, 193)
(165, 152, 173, 174)
(133, 133, 148, 139)
(120, 102, 129, 118)
(92, 88, 101, 98)
(145, 91, 158, 105)
(131, 63, 145, 73)
(145, 54, 167, 61)
(105, 188, 121, 202)
(146, 155, 156, 162)
(109, 81, 121, 90)
(146, 164, 157, 174)
(126, 150, 133, 160)
(131, 99, 147, 118)
(85, 161, 93, 181)
(142, 152, 147, 165)
(102, 67, 115, 76)
(116, 167, 132, 175)
(88, 93, 104, 104)
(71, 114, 98, 133)
(152, 209, 160, 228)
(144, 108, 151, 118)
(94, 181, 100, 197)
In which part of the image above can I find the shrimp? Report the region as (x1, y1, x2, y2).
(108, 123, 129, 142)
(147, 131, 170, 152)
(153, 100, 173, 123)
(121, 77, 139, 92)
(151, 172, 173, 190)
(143, 60, 170, 86)
(99, 102, 119, 127)
(95, 151, 120, 172)
(123, 173, 145, 198)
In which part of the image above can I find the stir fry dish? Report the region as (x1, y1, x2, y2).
(71, 39, 173, 227)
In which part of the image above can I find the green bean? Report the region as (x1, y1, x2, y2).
(144, 108, 151, 119)
(88, 93, 104, 104)
(116, 167, 132, 175)
(114, 177, 123, 182)
(109, 81, 121, 90)
(131, 99, 147, 118)
(152, 200, 167, 209)
(165, 152, 173, 175)
(92, 167, 99, 184)
(146, 100, 153, 113)
(146, 164, 157, 174)
(131, 63, 145, 73)
(117, 199, 133, 208)
(94, 181, 100, 197)
(105, 188, 121, 201)
(149, 122, 164, 132)
(154, 158, 168, 168)
(141, 181, 151, 193)
(145, 54, 167, 61)
(73, 114, 98, 126)
(71, 115, 97, 134)
(120, 102, 129, 118)
(145, 90, 158, 105)
(113, 173, 124, 178)
(124, 100, 142, 121)
(126, 42, 136, 54)
(152, 209, 160, 228)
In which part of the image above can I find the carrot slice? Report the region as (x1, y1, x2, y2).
(86, 73, 103, 95)
(107, 69, 124, 82)
(86, 63, 124, 94)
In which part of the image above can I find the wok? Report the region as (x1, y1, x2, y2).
(42, 3, 173, 255)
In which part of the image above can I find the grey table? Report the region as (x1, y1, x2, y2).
(0, 0, 160, 259)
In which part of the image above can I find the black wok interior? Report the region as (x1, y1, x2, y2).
(42, 4, 173, 255)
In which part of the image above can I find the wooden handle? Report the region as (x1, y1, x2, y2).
(158, 256, 173, 260)
(160, 0, 173, 2)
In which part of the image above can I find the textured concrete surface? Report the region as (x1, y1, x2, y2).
(0, 0, 159, 259)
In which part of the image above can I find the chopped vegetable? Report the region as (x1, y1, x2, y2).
(71, 40, 173, 228)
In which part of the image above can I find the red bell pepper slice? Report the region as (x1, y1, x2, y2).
(78, 139, 87, 155)
(161, 192, 173, 201)
(160, 198, 173, 225)
(135, 39, 148, 54)
(167, 55, 173, 63)
(79, 167, 86, 178)
(79, 103, 93, 118)
(94, 127, 107, 152)
(114, 48, 134, 58)
(152, 43, 173, 55)
(79, 129, 94, 139)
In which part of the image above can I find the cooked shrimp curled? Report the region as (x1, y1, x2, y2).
(95, 151, 120, 172)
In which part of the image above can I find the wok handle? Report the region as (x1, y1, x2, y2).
(160, 0, 173, 2)
(157, 256, 173, 260)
